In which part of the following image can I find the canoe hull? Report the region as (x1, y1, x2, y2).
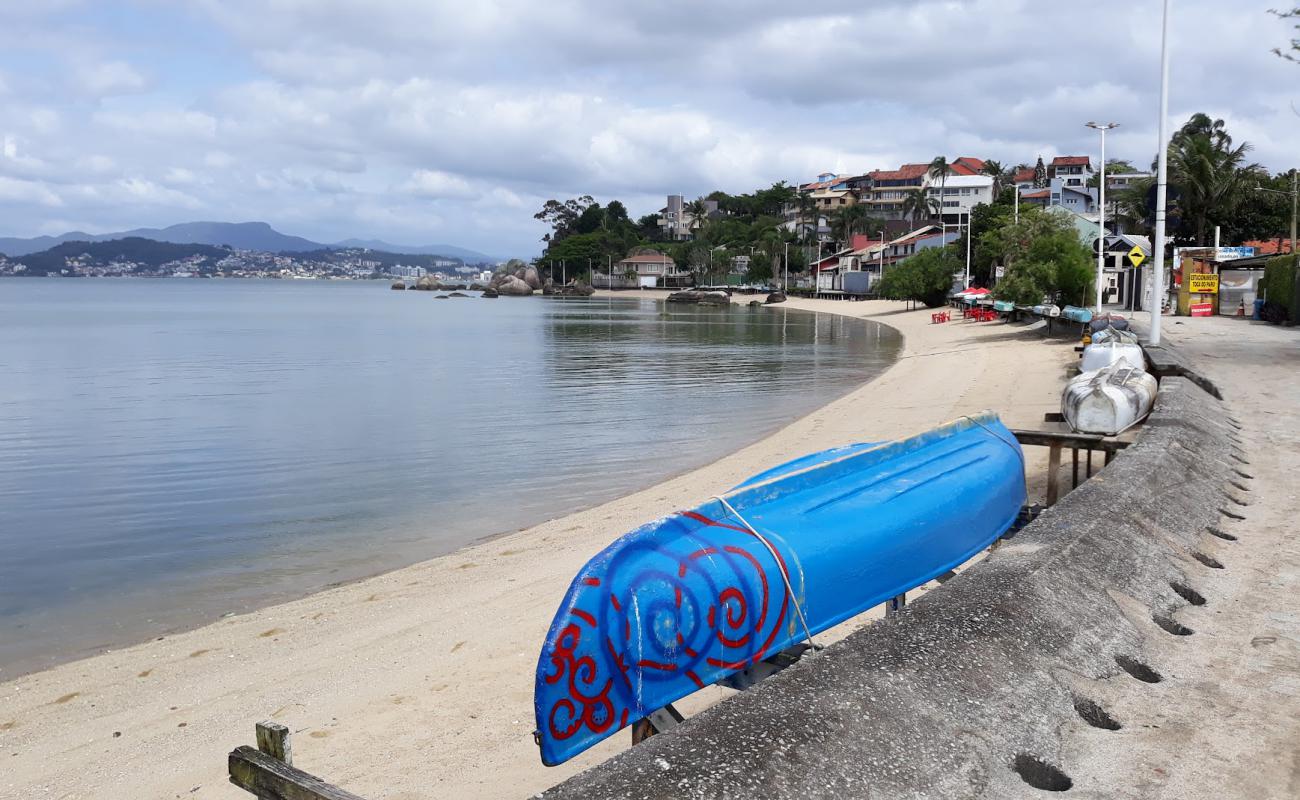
(1062, 362, 1157, 435)
(1062, 305, 1094, 323)
(1080, 341, 1145, 372)
(534, 413, 1026, 765)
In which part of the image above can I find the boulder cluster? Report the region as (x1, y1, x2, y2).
(394, 265, 596, 299)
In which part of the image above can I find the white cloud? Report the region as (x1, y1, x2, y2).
(399, 168, 475, 199)
(0, 0, 1296, 256)
(75, 60, 147, 96)
(0, 175, 62, 206)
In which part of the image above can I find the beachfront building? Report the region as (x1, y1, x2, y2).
(604, 251, 690, 288)
(927, 174, 994, 223)
(864, 163, 930, 220)
(656, 195, 719, 241)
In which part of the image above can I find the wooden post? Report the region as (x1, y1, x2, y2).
(256, 721, 292, 766)
(1046, 443, 1062, 506)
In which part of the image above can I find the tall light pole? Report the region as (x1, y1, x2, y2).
(963, 211, 972, 288)
(1086, 122, 1120, 309)
(1149, 0, 1171, 346)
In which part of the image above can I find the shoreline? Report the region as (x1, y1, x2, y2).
(0, 296, 1075, 799)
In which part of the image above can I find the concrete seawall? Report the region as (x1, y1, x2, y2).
(545, 371, 1249, 798)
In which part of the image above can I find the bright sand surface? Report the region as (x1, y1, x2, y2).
(0, 296, 1077, 799)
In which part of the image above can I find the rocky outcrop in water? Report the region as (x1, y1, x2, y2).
(764, 290, 788, 304)
(667, 290, 731, 306)
(481, 288, 499, 298)
(391, 281, 406, 290)
(495, 275, 534, 296)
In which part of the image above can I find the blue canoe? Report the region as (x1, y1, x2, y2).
(533, 413, 1026, 766)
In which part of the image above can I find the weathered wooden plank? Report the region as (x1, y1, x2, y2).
(256, 721, 292, 765)
(1045, 443, 1062, 507)
(229, 746, 369, 800)
(1011, 428, 1130, 453)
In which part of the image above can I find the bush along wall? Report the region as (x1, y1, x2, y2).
(1261, 254, 1298, 322)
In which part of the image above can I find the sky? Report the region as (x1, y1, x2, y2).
(0, 1, 1297, 258)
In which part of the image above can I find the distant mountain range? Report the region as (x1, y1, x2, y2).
(0, 221, 498, 263)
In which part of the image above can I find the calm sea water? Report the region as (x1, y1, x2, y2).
(0, 279, 901, 675)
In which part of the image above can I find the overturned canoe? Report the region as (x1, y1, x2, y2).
(1088, 314, 1129, 333)
(1080, 340, 1145, 372)
(534, 413, 1027, 765)
(1031, 304, 1061, 317)
(993, 300, 1015, 312)
(1062, 361, 1157, 435)
(1062, 305, 1094, 323)
(1089, 326, 1139, 345)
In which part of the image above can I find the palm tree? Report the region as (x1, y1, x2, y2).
(901, 191, 939, 225)
(685, 197, 710, 237)
(829, 204, 870, 249)
(795, 191, 820, 245)
(982, 159, 1006, 196)
(928, 156, 952, 219)
(1167, 115, 1257, 244)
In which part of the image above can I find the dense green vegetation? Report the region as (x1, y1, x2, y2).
(1262, 254, 1298, 317)
(533, 183, 873, 284)
(876, 246, 962, 307)
(988, 210, 1095, 307)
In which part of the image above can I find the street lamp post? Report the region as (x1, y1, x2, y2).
(1149, 0, 1171, 345)
(1086, 121, 1120, 310)
(963, 211, 972, 288)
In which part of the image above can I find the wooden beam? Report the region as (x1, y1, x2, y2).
(229, 746, 369, 800)
(1011, 429, 1130, 453)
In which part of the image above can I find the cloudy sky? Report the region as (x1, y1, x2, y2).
(0, 1, 1296, 257)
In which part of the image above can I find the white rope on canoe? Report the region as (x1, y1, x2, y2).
(711, 494, 819, 651)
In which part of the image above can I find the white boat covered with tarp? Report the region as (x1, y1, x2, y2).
(1031, 304, 1061, 317)
(1080, 341, 1145, 372)
(1062, 361, 1157, 436)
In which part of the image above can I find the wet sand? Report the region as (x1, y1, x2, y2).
(0, 296, 1076, 799)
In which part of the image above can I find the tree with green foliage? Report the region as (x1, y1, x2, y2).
(685, 197, 711, 235)
(828, 204, 874, 250)
(901, 190, 939, 224)
(1167, 113, 1258, 245)
(534, 195, 595, 243)
(877, 245, 962, 307)
(988, 208, 1095, 306)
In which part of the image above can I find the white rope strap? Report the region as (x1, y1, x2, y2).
(711, 494, 819, 651)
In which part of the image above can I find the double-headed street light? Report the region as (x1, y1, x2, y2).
(1086, 121, 1120, 310)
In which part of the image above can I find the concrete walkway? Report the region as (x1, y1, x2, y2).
(1067, 314, 1299, 799)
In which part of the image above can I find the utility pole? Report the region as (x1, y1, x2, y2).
(961, 210, 972, 290)
(1086, 122, 1120, 309)
(783, 241, 789, 292)
(1148, 0, 1171, 346)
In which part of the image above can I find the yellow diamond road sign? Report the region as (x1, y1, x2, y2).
(1128, 245, 1146, 268)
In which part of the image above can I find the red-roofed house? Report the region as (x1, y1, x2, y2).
(865, 163, 931, 220)
(949, 157, 987, 176)
(1049, 156, 1093, 188)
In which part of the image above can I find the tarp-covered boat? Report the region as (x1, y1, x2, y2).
(1080, 340, 1145, 372)
(1031, 304, 1061, 317)
(1062, 305, 1094, 323)
(1089, 327, 1139, 345)
(1088, 314, 1129, 333)
(534, 413, 1027, 765)
(1062, 361, 1157, 435)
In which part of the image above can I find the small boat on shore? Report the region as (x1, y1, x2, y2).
(1031, 304, 1061, 317)
(993, 300, 1015, 312)
(1090, 327, 1139, 345)
(1080, 340, 1145, 372)
(1062, 305, 1093, 323)
(1062, 361, 1157, 435)
(1088, 314, 1129, 333)
(533, 413, 1027, 765)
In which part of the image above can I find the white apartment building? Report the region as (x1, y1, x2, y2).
(927, 174, 994, 222)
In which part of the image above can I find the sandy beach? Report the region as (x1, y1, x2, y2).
(0, 296, 1077, 800)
